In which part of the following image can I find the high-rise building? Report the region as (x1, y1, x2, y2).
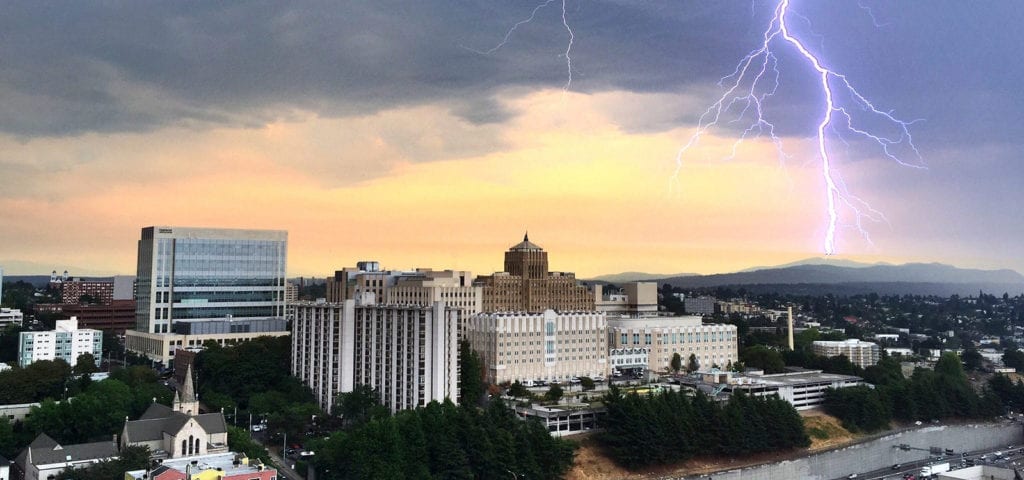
(18, 317, 102, 367)
(125, 226, 289, 364)
(464, 309, 608, 385)
(474, 234, 594, 313)
(292, 299, 460, 413)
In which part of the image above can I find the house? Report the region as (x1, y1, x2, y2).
(120, 364, 229, 459)
(13, 433, 118, 480)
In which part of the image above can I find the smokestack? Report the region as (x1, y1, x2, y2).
(787, 306, 795, 350)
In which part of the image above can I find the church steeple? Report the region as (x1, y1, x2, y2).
(173, 363, 199, 415)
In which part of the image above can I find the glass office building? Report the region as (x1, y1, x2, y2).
(135, 226, 288, 334)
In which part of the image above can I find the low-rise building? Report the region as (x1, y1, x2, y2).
(607, 316, 738, 372)
(0, 402, 39, 423)
(292, 299, 460, 413)
(13, 434, 119, 480)
(0, 307, 23, 328)
(686, 368, 865, 410)
(125, 452, 277, 480)
(125, 328, 289, 365)
(464, 309, 608, 385)
(18, 317, 102, 367)
(684, 296, 716, 316)
(812, 339, 880, 368)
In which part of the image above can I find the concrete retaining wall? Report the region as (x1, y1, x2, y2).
(678, 423, 1023, 480)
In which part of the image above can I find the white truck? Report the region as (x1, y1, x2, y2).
(920, 462, 950, 477)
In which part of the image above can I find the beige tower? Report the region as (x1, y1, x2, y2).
(787, 306, 795, 350)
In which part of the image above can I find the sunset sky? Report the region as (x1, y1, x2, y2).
(1, 1, 1022, 278)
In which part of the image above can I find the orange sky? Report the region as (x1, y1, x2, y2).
(0, 89, 990, 278)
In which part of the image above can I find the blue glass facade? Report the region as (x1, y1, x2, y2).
(135, 227, 287, 333)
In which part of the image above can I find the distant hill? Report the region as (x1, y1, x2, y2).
(660, 263, 1024, 296)
(588, 271, 698, 283)
(738, 257, 891, 272)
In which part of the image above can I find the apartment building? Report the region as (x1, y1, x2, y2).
(291, 299, 460, 413)
(812, 339, 881, 368)
(464, 309, 608, 385)
(18, 317, 102, 367)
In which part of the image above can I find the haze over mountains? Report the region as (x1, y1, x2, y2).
(591, 259, 1024, 296)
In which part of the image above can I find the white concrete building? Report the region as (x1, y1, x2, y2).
(607, 316, 738, 372)
(0, 307, 23, 328)
(126, 226, 289, 363)
(14, 434, 118, 480)
(18, 317, 101, 367)
(292, 299, 460, 413)
(812, 339, 881, 368)
(464, 310, 608, 385)
(692, 368, 865, 410)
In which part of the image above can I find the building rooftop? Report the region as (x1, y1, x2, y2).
(509, 232, 543, 252)
(126, 452, 273, 479)
(606, 316, 720, 329)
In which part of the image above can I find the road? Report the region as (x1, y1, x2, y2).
(251, 428, 306, 480)
(830, 444, 1024, 479)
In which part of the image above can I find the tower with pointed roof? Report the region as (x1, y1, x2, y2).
(475, 233, 594, 313)
(173, 363, 199, 415)
(504, 232, 548, 280)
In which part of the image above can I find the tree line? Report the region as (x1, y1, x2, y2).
(194, 336, 322, 440)
(823, 352, 1003, 432)
(0, 365, 171, 459)
(600, 387, 810, 469)
(309, 398, 576, 480)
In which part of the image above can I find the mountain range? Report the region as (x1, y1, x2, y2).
(591, 259, 1024, 296)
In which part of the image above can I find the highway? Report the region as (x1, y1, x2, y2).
(830, 444, 1024, 479)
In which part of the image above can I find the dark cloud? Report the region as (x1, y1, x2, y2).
(0, 0, 1021, 149)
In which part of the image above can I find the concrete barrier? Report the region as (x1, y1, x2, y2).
(677, 422, 1023, 480)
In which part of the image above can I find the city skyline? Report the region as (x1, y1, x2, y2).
(1, 2, 1022, 277)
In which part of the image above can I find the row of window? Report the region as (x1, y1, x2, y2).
(620, 331, 733, 345)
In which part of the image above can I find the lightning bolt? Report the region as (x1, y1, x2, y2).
(463, 0, 575, 92)
(673, 0, 923, 255)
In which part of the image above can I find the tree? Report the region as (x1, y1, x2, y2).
(334, 385, 385, 428)
(670, 353, 682, 373)
(579, 376, 595, 391)
(1004, 348, 1024, 372)
(507, 381, 530, 399)
(686, 354, 700, 373)
(74, 353, 99, 375)
(458, 340, 485, 407)
(740, 345, 786, 374)
(544, 384, 563, 403)
(227, 426, 271, 464)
